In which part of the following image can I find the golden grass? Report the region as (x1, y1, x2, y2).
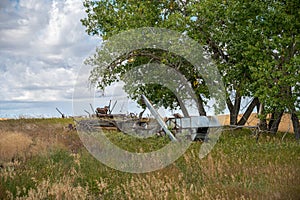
(0, 118, 82, 165)
(6, 176, 92, 200)
(217, 113, 296, 133)
(0, 132, 33, 163)
(0, 118, 299, 199)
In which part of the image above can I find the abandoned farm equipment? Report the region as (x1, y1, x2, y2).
(141, 95, 220, 141)
(76, 95, 221, 142)
(56, 107, 65, 118)
(78, 100, 143, 131)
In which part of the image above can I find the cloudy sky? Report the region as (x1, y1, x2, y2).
(0, 0, 100, 118)
(0, 0, 194, 119)
(0, 0, 228, 119)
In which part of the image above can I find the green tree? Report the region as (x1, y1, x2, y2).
(187, 0, 299, 136)
(81, 0, 262, 123)
(81, 0, 211, 116)
(188, 0, 263, 125)
(81, 0, 299, 138)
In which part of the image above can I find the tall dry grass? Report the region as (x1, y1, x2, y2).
(0, 132, 32, 163)
(0, 119, 299, 199)
(5, 174, 92, 200)
(108, 151, 300, 200)
(0, 118, 82, 165)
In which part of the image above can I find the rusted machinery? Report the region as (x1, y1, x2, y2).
(77, 95, 220, 141)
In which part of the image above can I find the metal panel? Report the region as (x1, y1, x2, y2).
(175, 116, 210, 128)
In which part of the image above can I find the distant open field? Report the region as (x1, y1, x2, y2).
(0, 118, 300, 199)
(217, 113, 297, 133)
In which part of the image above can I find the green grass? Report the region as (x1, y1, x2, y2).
(0, 117, 74, 125)
(0, 119, 300, 199)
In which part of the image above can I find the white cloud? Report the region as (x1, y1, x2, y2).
(0, 0, 100, 117)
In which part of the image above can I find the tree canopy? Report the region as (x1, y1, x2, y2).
(81, 0, 300, 138)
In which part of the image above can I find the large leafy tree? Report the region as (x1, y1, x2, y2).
(253, 0, 300, 137)
(81, 0, 210, 116)
(81, 0, 263, 123)
(188, 0, 263, 125)
(81, 0, 299, 138)
(186, 0, 299, 136)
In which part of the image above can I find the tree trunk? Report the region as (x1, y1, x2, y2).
(226, 93, 241, 125)
(237, 97, 259, 125)
(226, 96, 234, 122)
(256, 103, 260, 114)
(268, 112, 276, 130)
(232, 94, 241, 125)
(177, 95, 206, 117)
(176, 96, 190, 117)
(269, 110, 284, 134)
(196, 95, 206, 116)
(291, 112, 300, 140)
(258, 103, 267, 131)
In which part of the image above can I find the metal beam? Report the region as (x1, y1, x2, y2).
(141, 95, 177, 142)
(109, 101, 118, 114)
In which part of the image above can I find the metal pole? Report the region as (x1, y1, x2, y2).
(56, 108, 65, 118)
(90, 103, 95, 113)
(141, 95, 177, 142)
(109, 101, 118, 114)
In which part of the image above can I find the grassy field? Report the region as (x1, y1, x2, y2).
(0, 118, 300, 199)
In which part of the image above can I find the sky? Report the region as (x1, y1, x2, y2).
(0, 0, 231, 119)
(0, 0, 100, 118)
(0, 0, 200, 119)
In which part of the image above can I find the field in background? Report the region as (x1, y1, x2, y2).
(0, 118, 300, 199)
(217, 113, 296, 133)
